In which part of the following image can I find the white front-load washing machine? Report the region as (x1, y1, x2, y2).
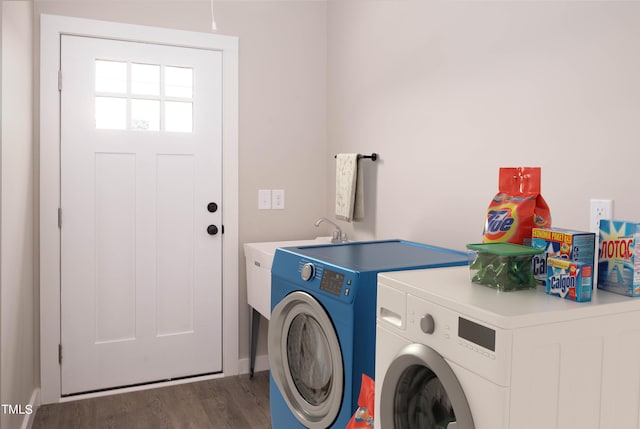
(375, 266, 640, 429)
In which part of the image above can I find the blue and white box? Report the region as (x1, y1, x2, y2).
(531, 227, 596, 286)
(598, 220, 640, 297)
(546, 257, 593, 302)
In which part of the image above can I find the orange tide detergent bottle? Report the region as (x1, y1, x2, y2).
(483, 167, 551, 245)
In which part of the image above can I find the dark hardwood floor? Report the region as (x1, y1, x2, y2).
(32, 371, 271, 429)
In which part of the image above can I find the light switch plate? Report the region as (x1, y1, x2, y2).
(258, 189, 271, 210)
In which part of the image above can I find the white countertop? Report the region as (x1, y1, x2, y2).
(378, 266, 640, 329)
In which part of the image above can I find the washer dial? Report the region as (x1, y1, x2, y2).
(420, 314, 435, 334)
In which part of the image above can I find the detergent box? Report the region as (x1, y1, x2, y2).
(598, 220, 640, 297)
(546, 257, 593, 302)
(531, 227, 596, 286)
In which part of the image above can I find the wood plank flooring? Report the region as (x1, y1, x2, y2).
(32, 371, 271, 429)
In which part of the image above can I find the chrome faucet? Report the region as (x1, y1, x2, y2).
(315, 217, 347, 243)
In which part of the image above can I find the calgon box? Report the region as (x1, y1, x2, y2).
(531, 227, 595, 286)
(546, 257, 593, 302)
(598, 220, 640, 297)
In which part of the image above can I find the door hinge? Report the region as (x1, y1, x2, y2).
(58, 344, 62, 365)
(58, 208, 62, 228)
(58, 70, 62, 91)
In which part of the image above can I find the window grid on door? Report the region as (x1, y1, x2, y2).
(94, 59, 193, 133)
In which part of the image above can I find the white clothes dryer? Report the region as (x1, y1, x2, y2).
(375, 266, 640, 429)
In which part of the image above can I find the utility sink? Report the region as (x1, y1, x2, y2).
(244, 236, 332, 319)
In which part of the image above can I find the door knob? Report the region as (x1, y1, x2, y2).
(207, 225, 219, 235)
(207, 202, 218, 213)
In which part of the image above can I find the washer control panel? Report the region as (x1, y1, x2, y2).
(401, 290, 511, 386)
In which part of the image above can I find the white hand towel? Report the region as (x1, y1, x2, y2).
(335, 153, 365, 222)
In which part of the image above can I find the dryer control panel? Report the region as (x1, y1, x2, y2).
(319, 268, 345, 296)
(270, 252, 356, 304)
(296, 259, 354, 300)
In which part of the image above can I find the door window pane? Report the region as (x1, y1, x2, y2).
(131, 99, 160, 131)
(165, 101, 193, 132)
(165, 66, 193, 98)
(95, 60, 127, 94)
(95, 61, 195, 133)
(96, 97, 127, 130)
(132, 63, 160, 96)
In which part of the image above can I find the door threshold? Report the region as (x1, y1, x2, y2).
(60, 372, 224, 402)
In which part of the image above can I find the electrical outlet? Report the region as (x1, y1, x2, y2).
(590, 199, 614, 233)
(272, 189, 285, 210)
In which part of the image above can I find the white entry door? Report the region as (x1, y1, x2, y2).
(60, 34, 223, 395)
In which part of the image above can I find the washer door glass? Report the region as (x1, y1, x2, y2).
(380, 343, 474, 429)
(394, 365, 455, 429)
(287, 313, 333, 406)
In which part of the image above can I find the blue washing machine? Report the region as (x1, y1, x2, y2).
(268, 240, 468, 429)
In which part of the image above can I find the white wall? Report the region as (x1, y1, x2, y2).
(29, 0, 640, 389)
(328, 1, 640, 250)
(1, 1, 37, 428)
(33, 0, 328, 367)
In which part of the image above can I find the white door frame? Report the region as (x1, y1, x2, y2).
(39, 14, 239, 404)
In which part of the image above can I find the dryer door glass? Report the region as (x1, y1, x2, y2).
(268, 291, 344, 429)
(394, 364, 455, 428)
(287, 313, 333, 405)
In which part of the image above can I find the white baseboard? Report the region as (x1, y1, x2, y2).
(59, 373, 226, 403)
(21, 388, 40, 429)
(34, 358, 269, 412)
(47, 359, 270, 405)
(238, 353, 270, 375)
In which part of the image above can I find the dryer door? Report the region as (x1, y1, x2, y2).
(268, 291, 344, 429)
(380, 343, 475, 429)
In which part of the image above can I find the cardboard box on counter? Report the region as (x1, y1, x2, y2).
(546, 257, 593, 302)
(531, 227, 596, 286)
(598, 220, 640, 297)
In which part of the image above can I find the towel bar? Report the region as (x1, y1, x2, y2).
(334, 153, 378, 161)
